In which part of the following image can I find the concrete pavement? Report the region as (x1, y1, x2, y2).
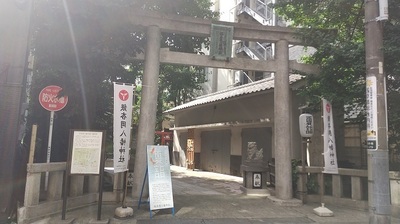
(32, 166, 400, 224)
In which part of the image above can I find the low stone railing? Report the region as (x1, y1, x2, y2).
(18, 161, 124, 224)
(297, 166, 369, 210)
(297, 166, 400, 218)
(389, 171, 400, 218)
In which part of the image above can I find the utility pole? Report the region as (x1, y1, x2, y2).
(364, 0, 391, 223)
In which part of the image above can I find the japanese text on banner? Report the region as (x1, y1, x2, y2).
(113, 83, 134, 173)
(322, 99, 338, 174)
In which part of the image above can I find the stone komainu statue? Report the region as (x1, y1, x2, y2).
(246, 142, 263, 161)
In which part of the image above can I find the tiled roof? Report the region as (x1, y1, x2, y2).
(164, 74, 303, 114)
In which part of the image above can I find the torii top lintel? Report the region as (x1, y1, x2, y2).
(127, 9, 305, 45)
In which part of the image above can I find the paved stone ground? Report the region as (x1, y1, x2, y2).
(136, 217, 315, 224)
(31, 166, 400, 224)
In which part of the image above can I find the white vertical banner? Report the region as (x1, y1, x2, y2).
(113, 83, 134, 173)
(322, 99, 338, 174)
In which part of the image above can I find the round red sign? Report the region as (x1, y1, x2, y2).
(118, 89, 129, 101)
(39, 85, 68, 112)
(326, 102, 331, 113)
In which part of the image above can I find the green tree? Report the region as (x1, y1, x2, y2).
(274, 0, 365, 114)
(384, 0, 400, 167)
(273, 0, 400, 168)
(28, 0, 217, 161)
(30, 0, 139, 161)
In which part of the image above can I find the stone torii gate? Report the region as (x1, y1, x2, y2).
(126, 9, 318, 201)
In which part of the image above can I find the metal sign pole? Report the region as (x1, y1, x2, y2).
(301, 137, 307, 203)
(45, 110, 55, 191)
(97, 143, 106, 221)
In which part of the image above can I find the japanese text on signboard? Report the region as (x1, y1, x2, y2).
(147, 145, 174, 211)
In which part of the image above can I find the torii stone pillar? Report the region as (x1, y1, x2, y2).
(274, 39, 292, 200)
(132, 25, 161, 198)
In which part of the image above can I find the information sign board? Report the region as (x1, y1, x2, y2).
(366, 76, 378, 150)
(147, 145, 174, 211)
(70, 131, 103, 174)
(63, 130, 106, 221)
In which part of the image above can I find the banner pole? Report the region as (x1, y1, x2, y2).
(122, 170, 128, 208)
(313, 100, 333, 216)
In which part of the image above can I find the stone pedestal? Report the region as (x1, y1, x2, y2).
(241, 163, 269, 196)
(241, 142, 269, 196)
(241, 142, 270, 196)
(114, 206, 134, 219)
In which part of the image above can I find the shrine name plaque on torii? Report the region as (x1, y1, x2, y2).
(127, 9, 320, 74)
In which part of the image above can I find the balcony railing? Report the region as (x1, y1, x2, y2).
(236, 0, 274, 64)
(237, 0, 273, 26)
(255, 42, 273, 60)
(236, 41, 272, 60)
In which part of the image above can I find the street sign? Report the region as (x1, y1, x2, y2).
(39, 85, 68, 190)
(39, 85, 68, 111)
